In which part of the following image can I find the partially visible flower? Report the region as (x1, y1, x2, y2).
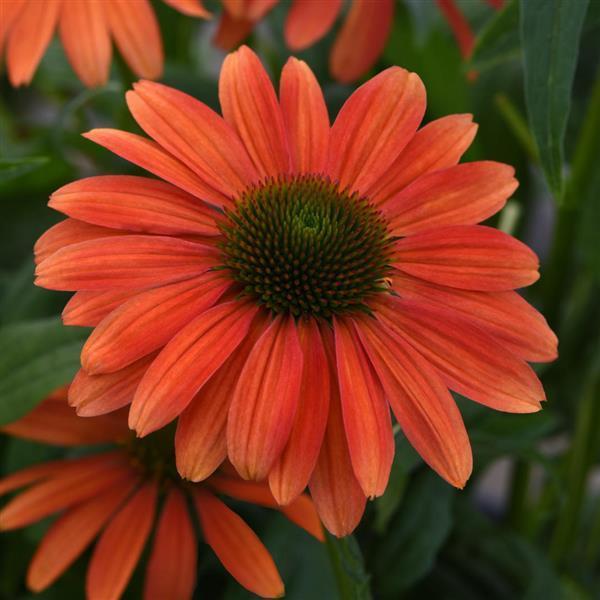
(0, 0, 209, 87)
(0, 387, 323, 599)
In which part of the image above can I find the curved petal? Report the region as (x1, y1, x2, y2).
(105, 0, 162, 79)
(330, 0, 394, 83)
(0, 0, 26, 56)
(369, 114, 478, 205)
(87, 481, 158, 600)
(82, 273, 229, 374)
(437, 0, 474, 58)
(227, 315, 303, 481)
(327, 66, 425, 195)
(219, 45, 290, 177)
(375, 297, 545, 413)
(213, 10, 253, 50)
(355, 315, 472, 488)
(83, 129, 231, 208)
(334, 317, 394, 498)
(58, 0, 111, 87)
(127, 81, 259, 200)
(194, 489, 284, 598)
(0, 461, 66, 497)
(6, 0, 60, 86)
(35, 235, 219, 292)
(279, 57, 329, 174)
(284, 0, 342, 50)
(162, 0, 211, 17)
(50, 175, 220, 237)
(62, 290, 139, 327)
(384, 162, 518, 235)
(129, 301, 258, 436)
(269, 319, 330, 505)
(393, 225, 540, 291)
(144, 488, 197, 600)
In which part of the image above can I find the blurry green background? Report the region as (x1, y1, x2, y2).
(1, 0, 599, 598)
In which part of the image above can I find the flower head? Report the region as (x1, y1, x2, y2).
(0, 387, 322, 599)
(0, 0, 209, 87)
(35, 46, 557, 536)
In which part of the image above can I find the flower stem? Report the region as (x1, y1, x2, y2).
(324, 532, 372, 600)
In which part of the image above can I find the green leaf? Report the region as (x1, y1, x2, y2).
(0, 157, 49, 184)
(470, 0, 520, 72)
(520, 0, 589, 199)
(325, 534, 372, 600)
(0, 317, 88, 425)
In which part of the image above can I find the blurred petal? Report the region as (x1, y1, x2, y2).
(284, 0, 341, 50)
(213, 11, 253, 50)
(162, 0, 211, 17)
(437, 0, 474, 58)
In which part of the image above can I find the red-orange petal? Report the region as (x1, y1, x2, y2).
(0, 0, 26, 56)
(369, 114, 478, 205)
(391, 271, 557, 362)
(127, 81, 259, 201)
(327, 66, 425, 195)
(334, 317, 394, 498)
(375, 297, 545, 413)
(35, 234, 219, 291)
(27, 482, 137, 592)
(227, 315, 303, 481)
(194, 489, 284, 598)
(162, 0, 211, 17)
(58, 0, 111, 87)
(384, 162, 518, 235)
(86, 481, 158, 600)
(6, 0, 60, 86)
(129, 301, 258, 436)
(62, 290, 138, 327)
(355, 316, 472, 488)
(50, 175, 220, 237)
(219, 45, 290, 177)
(144, 487, 197, 600)
(0, 460, 65, 497)
(284, 0, 341, 50)
(105, 0, 163, 79)
(268, 319, 330, 505)
(329, 0, 394, 83)
(394, 225, 540, 291)
(82, 273, 229, 374)
(213, 10, 254, 50)
(437, 0, 475, 59)
(279, 57, 329, 174)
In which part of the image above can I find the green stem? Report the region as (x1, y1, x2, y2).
(324, 533, 372, 600)
(494, 93, 539, 162)
(507, 459, 531, 531)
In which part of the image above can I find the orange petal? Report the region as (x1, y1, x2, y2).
(383, 162, 518, 235)
(87, 481, 158, 600)
(58, 0, 111, 87)
(194, 489, 284, 598)
(268, 319, 329, 505)
(327, 66, 425, 195)
(27, 482, 137, 592)
(35, 234, 219, 291)
(34, 218, 126, 265)
(245, 0, 278, 20)
(127, 81, 259, 200)
(82, 273, 229, 374)
(391, 271, 557, 362)
(130, 301, 258, 436)
(62, 290, 138, 327)
(355, 316, 472, 488)
(375, 297, 545, 413)
(0, 453, 131, 530)
(176, 312, 269, 482)
(394, 225, 540, 291)
(144, 488, 197, 600)
(219, 45, 290, 177)
(213, 10, 254, 50)
(334, 317, 394, 498)
(309, 330, 366, 537)
(6, 0, 60, 86)
(279, 57, 329, 174)
(330, 0, 394, 83)
(69, 354, 155, 417)
(105, 0, 162, 79)
(369, 114, 477, 204)
(83, 129, 231, 208)
(0, 460, 65, 497)
(284, 0, 341, 50)
(50, 175, 220, 237)
(162, 0, 211, 17)
(227, 315, 303, 481)
(0, 0, 26, 56)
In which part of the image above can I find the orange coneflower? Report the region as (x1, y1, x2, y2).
(0, 0, 209, 87)
(0, 387, 323, 599)
(35, 46, 557, 536)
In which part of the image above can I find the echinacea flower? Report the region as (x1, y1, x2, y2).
(0, 0, 209, 87)
(0, 387, 323, 599)
(35, 46, 557, 536)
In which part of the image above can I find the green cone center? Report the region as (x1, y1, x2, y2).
(219, 175, 394, 318)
